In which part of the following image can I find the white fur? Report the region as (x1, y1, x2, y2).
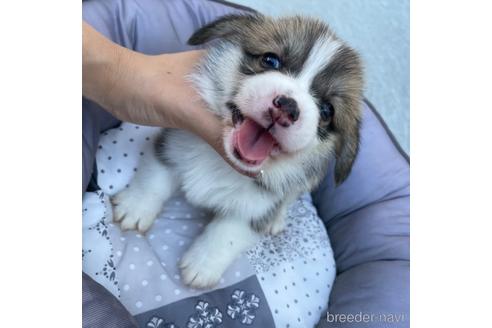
(113, 131, 281, 288)
(190, 44, 242, 115)
(297, 36, 342, 89)
(112, 142, 178, 233)
(234, 72, 320, 153)
(165, 131, 280, 218)
(179, 215, 260, 288)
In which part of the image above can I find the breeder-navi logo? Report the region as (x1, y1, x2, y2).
(326, 312, 405, 324)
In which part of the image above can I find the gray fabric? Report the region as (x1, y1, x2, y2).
(313, 101, 410, 327)
(83, 0, 244, 54)
(83, 98, 119, 192)
(83, 273, 138, 328)
(134, 276, 275, 327)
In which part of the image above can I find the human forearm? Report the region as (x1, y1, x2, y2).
(82, 21, 140, 117)
(82, 21, 249, 175)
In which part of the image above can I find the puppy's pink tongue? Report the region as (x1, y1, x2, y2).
(236, 118, 275, 162)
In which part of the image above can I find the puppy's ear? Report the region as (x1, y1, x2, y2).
(188, 14, 263, 45)
(326, 46, 363, 186)
(333, 110, 361, 186)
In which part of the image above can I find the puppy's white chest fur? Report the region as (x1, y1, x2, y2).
(112, 130, 288, 288)
(163, 130, 281, 220)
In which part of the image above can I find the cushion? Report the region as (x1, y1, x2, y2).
(83, 122, 336, 328)
(313, 100, 409, 327)
(83, 272, 139, 328)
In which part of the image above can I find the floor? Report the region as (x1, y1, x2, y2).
(231, 0, 410, 153)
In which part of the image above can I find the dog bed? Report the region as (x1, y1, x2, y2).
(83, 1, 410, 327)
(83, 123, 336, 328)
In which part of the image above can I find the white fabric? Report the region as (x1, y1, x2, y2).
(82, 123, 336, 327)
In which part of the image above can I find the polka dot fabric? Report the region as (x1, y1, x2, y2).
(82, 123, 336, 327)
(248, 194, 336, 328)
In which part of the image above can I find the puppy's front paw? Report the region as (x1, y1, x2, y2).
(179, 243, 227, 289)
(111, 188, 161, 233)
(266, 215, 286, 236)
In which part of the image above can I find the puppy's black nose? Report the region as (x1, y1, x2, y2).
(272, 95, 299, 125)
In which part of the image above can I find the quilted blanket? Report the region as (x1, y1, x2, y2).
(82, 123, 336, 328)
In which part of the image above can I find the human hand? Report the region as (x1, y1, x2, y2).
(83, 22, 251, 176)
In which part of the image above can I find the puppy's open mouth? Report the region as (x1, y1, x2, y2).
(232, 118, 279, 166)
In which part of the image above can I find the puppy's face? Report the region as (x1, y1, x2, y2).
(189, 14, 363, 185)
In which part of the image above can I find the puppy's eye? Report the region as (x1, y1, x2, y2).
(261, 53, 282, 70)
(320, 102, 334, 121)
